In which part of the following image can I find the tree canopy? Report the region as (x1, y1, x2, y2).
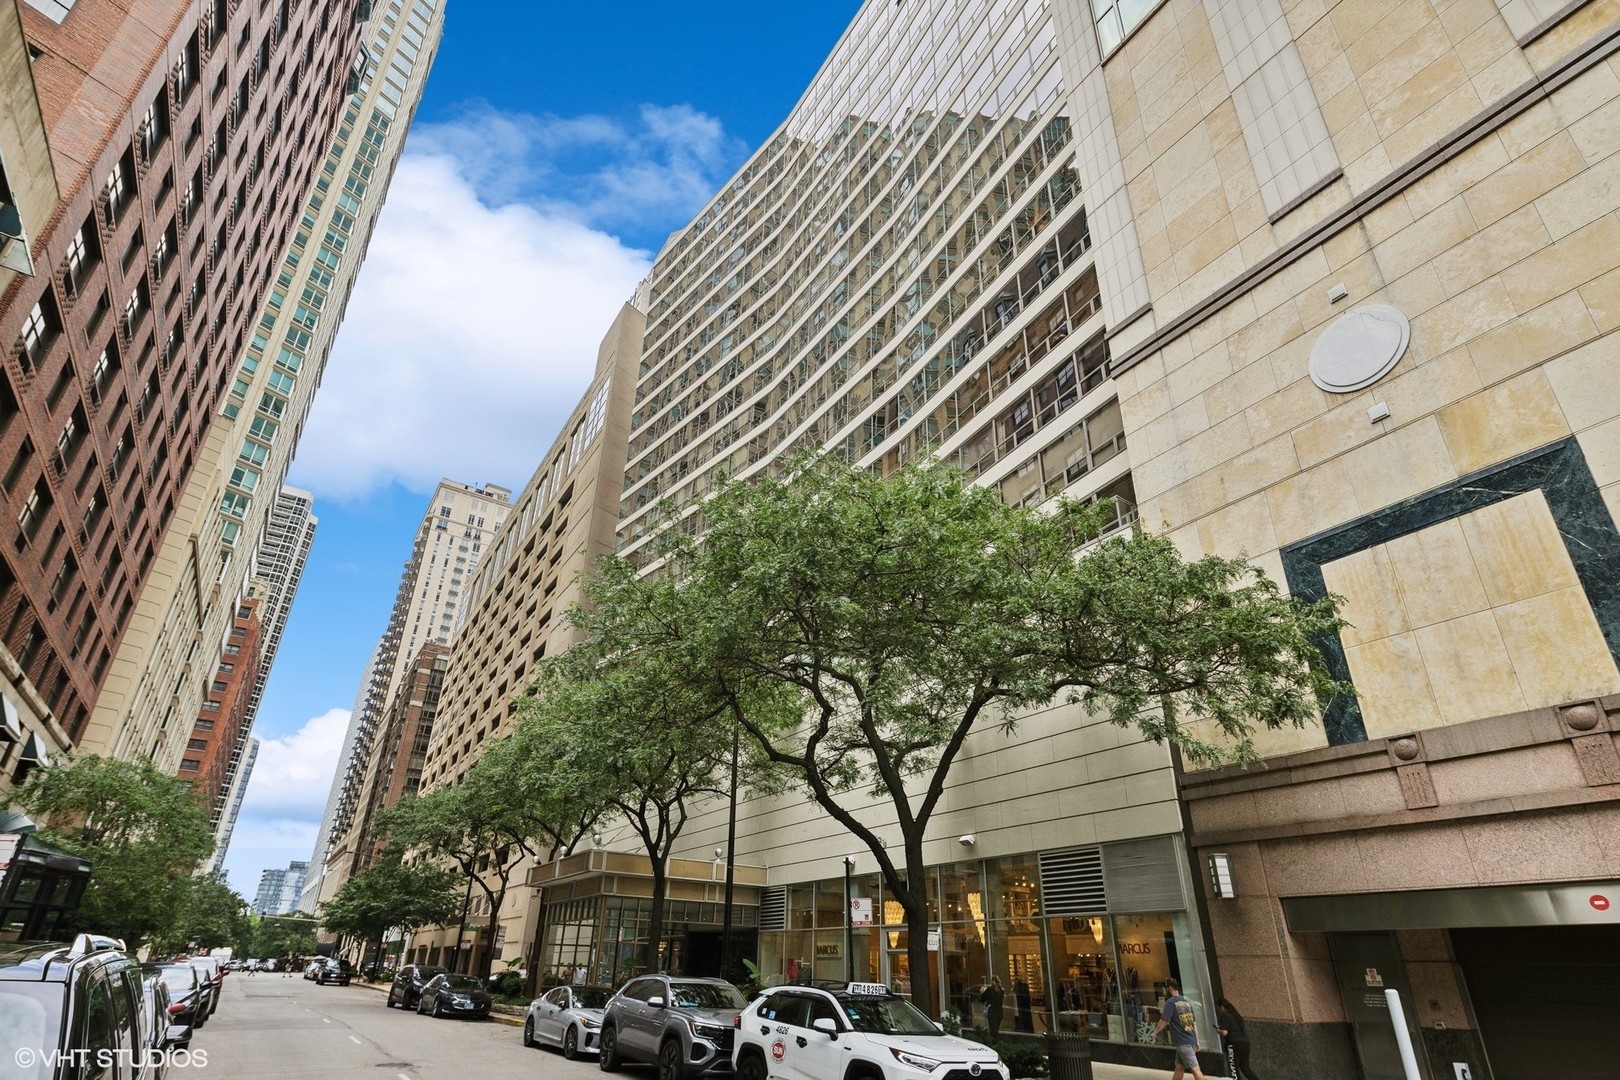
(12, 755, 216, 949)
(320, 846, 461, 966)
(553, 454, 1344, 1012)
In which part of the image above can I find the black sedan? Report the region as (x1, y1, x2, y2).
(316, 958, 352, 986)
(145, 964, 204, 1041)
(386, 964, 448, 1009)
(415, 973, 491, 1019)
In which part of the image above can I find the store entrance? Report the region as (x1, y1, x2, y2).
(1453, 925, 1620, 1080)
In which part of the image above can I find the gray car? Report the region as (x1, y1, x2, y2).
(525, 984, 612, 1058)
(598, 976, 745, 1080)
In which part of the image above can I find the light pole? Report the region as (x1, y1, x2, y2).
(720, 725, 739, 981)
(843, 856, 855, 983)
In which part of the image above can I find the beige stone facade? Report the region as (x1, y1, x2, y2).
(404, 302, 644, 976)
(0, 0, 56, 285)
(1082, 1, 1620, 1077)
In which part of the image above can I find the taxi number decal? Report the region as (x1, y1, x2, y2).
(846, 982, 889, 996)
(771, 1040, 787, 1061)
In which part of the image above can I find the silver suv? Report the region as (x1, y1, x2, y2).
(598, 975, 747, 1080)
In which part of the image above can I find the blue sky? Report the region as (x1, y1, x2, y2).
(222, 0, 862, 891)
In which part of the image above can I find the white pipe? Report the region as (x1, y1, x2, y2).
(1384, 988, 1422, 1080)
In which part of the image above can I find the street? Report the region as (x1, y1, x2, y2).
(188, 975, 584, 1080)
(188, 974, 1171, 1080)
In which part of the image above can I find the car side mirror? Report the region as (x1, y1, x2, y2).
(813, 1018, 838, 1038)
(935, 1022, 945, 1033)
(647, 996, 665, 1009)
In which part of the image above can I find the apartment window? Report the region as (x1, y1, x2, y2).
(1089, 0, 1164, 55)
(218, 663, 233, 674)
(221, 491, 250, 517)
(195, 718, 215, 730)
(187, 739, 208, 752)
(179, 760, 200, 772)
(18, 298, 56, 371)
(17, 479, 51, 543)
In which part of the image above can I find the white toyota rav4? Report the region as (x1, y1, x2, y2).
(734, 983, 1008, 1080)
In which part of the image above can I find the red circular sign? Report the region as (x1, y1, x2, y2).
(771, 1041, 786, 1062)
(1592, 894, 1611, 911)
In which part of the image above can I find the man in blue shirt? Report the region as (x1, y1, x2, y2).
(1152, 979, 1206, 1080)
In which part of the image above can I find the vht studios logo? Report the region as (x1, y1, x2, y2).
(15, 1048, 208, 1070)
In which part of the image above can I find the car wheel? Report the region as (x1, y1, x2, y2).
(737, 1052, 767, 1080)
(597, 1025, 622, 1072)
(433, 998, 445, 1018)
(563, 1025, 581, 1060)
(658, 1037, 684, 1080)
(523, 1017, 536, 1048)
(417, 996, 428, 1015)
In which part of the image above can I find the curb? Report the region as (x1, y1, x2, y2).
(347, 979, 525, 1027)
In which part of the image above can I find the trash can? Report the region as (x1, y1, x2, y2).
(1044, 1033, 1092, 1080)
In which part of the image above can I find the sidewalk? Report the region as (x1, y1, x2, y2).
(1094, 1065, 1177, 1080)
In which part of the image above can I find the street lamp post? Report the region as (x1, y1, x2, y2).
(843, 856, 855, 983)
(720, 726, 739, 981)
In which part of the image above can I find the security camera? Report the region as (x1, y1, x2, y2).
(958, 834, 976, 846)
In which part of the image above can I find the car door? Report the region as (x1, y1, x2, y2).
(617, 978, 658, 1056)
(757, 993, 811, 1080)
(792, 993, 847, 1080)
(535, 987, 567, 1042)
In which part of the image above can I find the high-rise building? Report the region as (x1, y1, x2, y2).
(81, 0, 446, 780)
(206, 486, 315, 866)
(214, 733, 257, 872)
(349, 640, 448, 871)
(405, 303, 643, 972)
(0, 0, 367, 794)
(251, 858, 306, 916)
(179, 597, 261, 828)
(313, 479, 510, 909)
(299, 640, 376, 913)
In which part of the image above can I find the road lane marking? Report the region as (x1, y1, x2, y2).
(348, 1035, 362, 1044)
(399, 1075, 411, 1080)
(322, 1017, 331, 1023)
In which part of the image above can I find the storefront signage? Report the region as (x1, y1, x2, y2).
(926, 929, 940, 951)
(815, 943, 841, 957)
(850, 898, 873, 926)
(1120, 942, 1152, 955)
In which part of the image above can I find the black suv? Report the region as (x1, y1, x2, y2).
(386, 964, 447, 1009)
(599, 975, 746, 1080)
(1, 935, 180, 1080)
(316, 957, 353, 986)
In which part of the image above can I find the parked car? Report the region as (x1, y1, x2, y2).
(415, 972, 492, 1019)
(146, 963, 204, 1043)
(525, 984, 611, 1058)
(598, 975, 746, 1080)
(733, 983, 1006, 1080)
(386, 964, 448, 1009)
(189, 956, 224, 1015)
(304, 960, 323, 980)
(316, 957, 353, 986)
(0, 936, 186, 1080)
(136, 966, 191, 1073)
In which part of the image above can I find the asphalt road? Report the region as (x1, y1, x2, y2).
(186, 972, 615, 1080)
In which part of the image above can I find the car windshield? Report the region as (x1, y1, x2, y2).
(573, 988, 611, 1009)
(669, 982, 746, 1010)
(444, 975, 483, 991)
(0, 984, 65, 1077)
(838, 996, 943, 1036)
(155, 968, 194, 990)
(415, 967, 447, 980)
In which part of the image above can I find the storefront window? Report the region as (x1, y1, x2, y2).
(1050, 916, 1123, 1041)
(788, 885, 815, 929)
(1112, 912, 1208, 1046)
(986, 919, 1050, 1034)
(815, 880, 844, 928)
(986, 856, 1041, 921)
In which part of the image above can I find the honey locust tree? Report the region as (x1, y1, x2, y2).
(580, 454, 1343, 1016)
(319, 847, 461, 974)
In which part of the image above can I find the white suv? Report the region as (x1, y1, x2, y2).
(734, 983, 1007, 1080)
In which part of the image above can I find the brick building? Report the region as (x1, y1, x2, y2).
(0, 0, 364, 786)
(179, 595, 259, 816)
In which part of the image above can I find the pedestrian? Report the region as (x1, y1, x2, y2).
(981, 976, 1005, 1039)
(1151, 979, 1205, 1080)
(573, 964, 587, 986)
(1216, 998, 1260, 1080)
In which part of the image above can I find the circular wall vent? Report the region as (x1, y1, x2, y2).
(1308, 304, 1410, 393)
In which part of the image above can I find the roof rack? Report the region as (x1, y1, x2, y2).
(68, 934, 126, 957)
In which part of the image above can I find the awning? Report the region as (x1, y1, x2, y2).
(1283, 881, 1620, 932)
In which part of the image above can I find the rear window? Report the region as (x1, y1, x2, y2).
(0, 984, 65, 1080)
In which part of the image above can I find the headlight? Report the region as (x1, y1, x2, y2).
(890, 1049, 941, 1071)
(581, 1018, 601, 1029)
(690, 1021, 730, 1042)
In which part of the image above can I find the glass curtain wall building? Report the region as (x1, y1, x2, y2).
(600, 0, 1209, 1063)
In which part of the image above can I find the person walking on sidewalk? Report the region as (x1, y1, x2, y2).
(1152, 979, 1206, 1080)
(1216, 998, 1260, 1080)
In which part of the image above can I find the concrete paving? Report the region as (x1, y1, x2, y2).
(189, 973, 1180, 1080)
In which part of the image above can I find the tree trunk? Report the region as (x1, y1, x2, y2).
(374, 933, 386, 977)
(901, 841, 935, 1018)
(646, 856, 668, 975)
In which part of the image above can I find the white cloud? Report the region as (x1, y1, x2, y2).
(290, 104, 741, 500)
(221, 707, 349, 887)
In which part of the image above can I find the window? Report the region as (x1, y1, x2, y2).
(18, 297, 56, 370)
(1089, 0, 1163, 55)
(187, 738, 208, 751)
(221, 491, 250, 517)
